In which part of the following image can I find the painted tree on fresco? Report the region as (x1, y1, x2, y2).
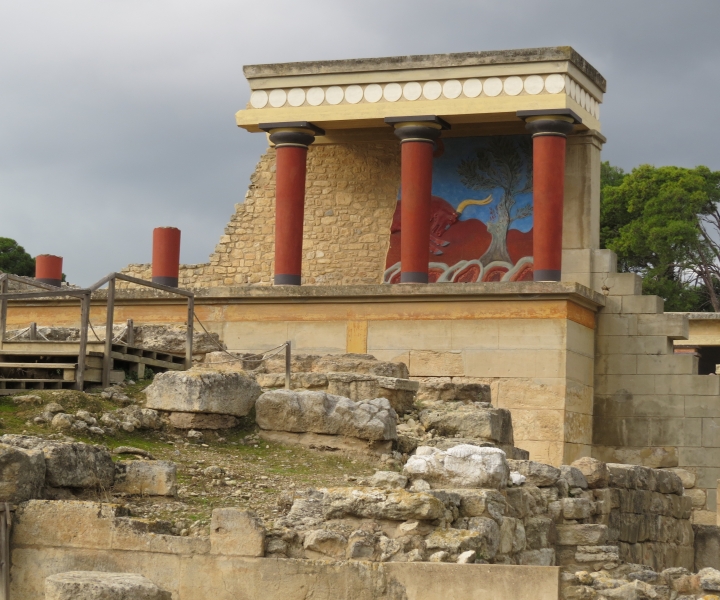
(457, 137, 533, 265)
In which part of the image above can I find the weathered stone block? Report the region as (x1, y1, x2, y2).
(255, 390, 396, 441)
(303, 529, 347, 558)
(525, 516, 556, 549)
(168, 412, 239, 429)
(419, 404, 513, 445)
(145, 369, 261, 416)
(210, 509, 265, 556)
(45, 571, 171, 600)
(665, 468, 696, 489)
(560, 465, 588, 489)
(556, 524, 608, 546)
(113, 461, 177, 496)
(323, 487, 444, 521)
(517, 548, 556, 566)
(451, 489, 505, 522)
(425, 523, 499, 559)
(313, 354, 409, 378)
(0, 443, 45, 503)
(507, 460, 560, 487)
(369, 471, 408, 490)
(1, 436, 114, 490)
(403, 445, 509, 489)
(694, 525, 720, 571)
(561, 497, 593, 520)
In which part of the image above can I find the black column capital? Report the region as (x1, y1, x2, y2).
(517, 109, 580, 138)
(259, 121, 325, 148)
(385, 115, 451, 144)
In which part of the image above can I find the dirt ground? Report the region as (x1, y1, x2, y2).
(0, 381, 379, 535)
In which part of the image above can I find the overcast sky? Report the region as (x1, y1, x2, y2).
(1, 0, 718, 285)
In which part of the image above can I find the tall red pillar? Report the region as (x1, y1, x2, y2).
(35, 254, 63, 287)
(259, 121, 324, 285)
(386, 116, 450, 283)
(152, 227, 181, 287)
(518, 110, 579, 282)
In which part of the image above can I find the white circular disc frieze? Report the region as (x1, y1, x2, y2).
(306, 87, 325, 106)
(287, 88, 306, 107)
(383, 83, 402, 102)
(403, 82, 422, 101)
(442, 80, 462, 99)
(345, 85, 363, 104)
(462, 78, 482, 98)
(483, 77, 502, 97)
(364, 84, 382, 103)
(595, 103, 600, 120)
(325, 86, 344, 105)
(423, 81, 442, 100)
(268, 89, 287, 108)
(249, 90, 269, 109)
(580, 89, 587, 110)
(504, 76, 523, 96)
(545, 73, 565, 94)
(524, 75, 544, 95)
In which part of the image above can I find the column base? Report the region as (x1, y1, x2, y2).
(35, 278, 62, 287)
(274, 274, 301, 286)
(533, 270, 561, 282)
(400, 272, 428, 284)
(152, 276, 179, 287)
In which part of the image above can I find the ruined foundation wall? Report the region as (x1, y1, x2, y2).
(119, 142, 401, 288)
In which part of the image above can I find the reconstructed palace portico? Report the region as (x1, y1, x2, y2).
(7, 48, 720, 524)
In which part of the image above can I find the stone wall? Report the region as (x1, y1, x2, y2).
(587, 249, 720, 525)
(119, 141, 401, 288)
(9, 501, 560, 600)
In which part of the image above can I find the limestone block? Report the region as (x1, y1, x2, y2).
(134, 323, 222, 355)
(210, 509, 265, 556)
(685, 487, 707, 509)
(326, 372, 417, 415)
(621, 294, 664, 314)
(303, 529, 347, 558)
(312, 353, 409, 378)
(45, 572, 171, 600)
(556, 524, 608, 546)
(694, 525, 720, 571)
(409, 350, 464, 377)
(451, 489, 505, 522)
(323, 487, 444, 521)
(1, 436, 115, 489)
(255, 390, 397, 441)
(416, 379, 491, 404)
(255, 372, 329, 389)
(506, 460, 560, 487)
(525, 516, 556, 549)
(168, 412, 239, 429)
(14, 500, 124, 550)
(560, 465, 589, 489)
(419, 404, 513, 445)
(113, 461, 177, 496)
(592, 249, 618, 273)
(637, 314, 689, 340)
(575, 545, 620, 563)
(0, 443, 45, 503)
(562, 498, 593, 520)
(699, 568, 720, 593)
(517, 548, 556, 566)
(425, 523, 499, 559)
(403, 445, 509, 490)
(369, 471, 408, 490)
(145, 369, 261, 416)
(592, 272, 642, 296)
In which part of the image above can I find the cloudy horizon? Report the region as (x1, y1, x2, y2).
(2, 0, 719, 285)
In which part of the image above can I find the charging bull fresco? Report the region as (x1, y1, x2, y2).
(384, 135, 534, 283)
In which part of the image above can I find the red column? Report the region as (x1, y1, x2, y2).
(152, 227, 181, 287)
(519, 111, 577, 282)
(259, 122, 324, 286)
(274, 145, 308, 286)
(386, 117, 449, 284)
(400, 141, 434, 283)
(35, 255, 63, 287)
(532, 135, 567, 282)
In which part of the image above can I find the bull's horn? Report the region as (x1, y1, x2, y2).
(457, 195, 493, 214)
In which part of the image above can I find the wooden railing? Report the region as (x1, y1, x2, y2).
(0, 272, 195, 390)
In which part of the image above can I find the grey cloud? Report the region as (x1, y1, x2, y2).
(1, 0, 718, 283)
